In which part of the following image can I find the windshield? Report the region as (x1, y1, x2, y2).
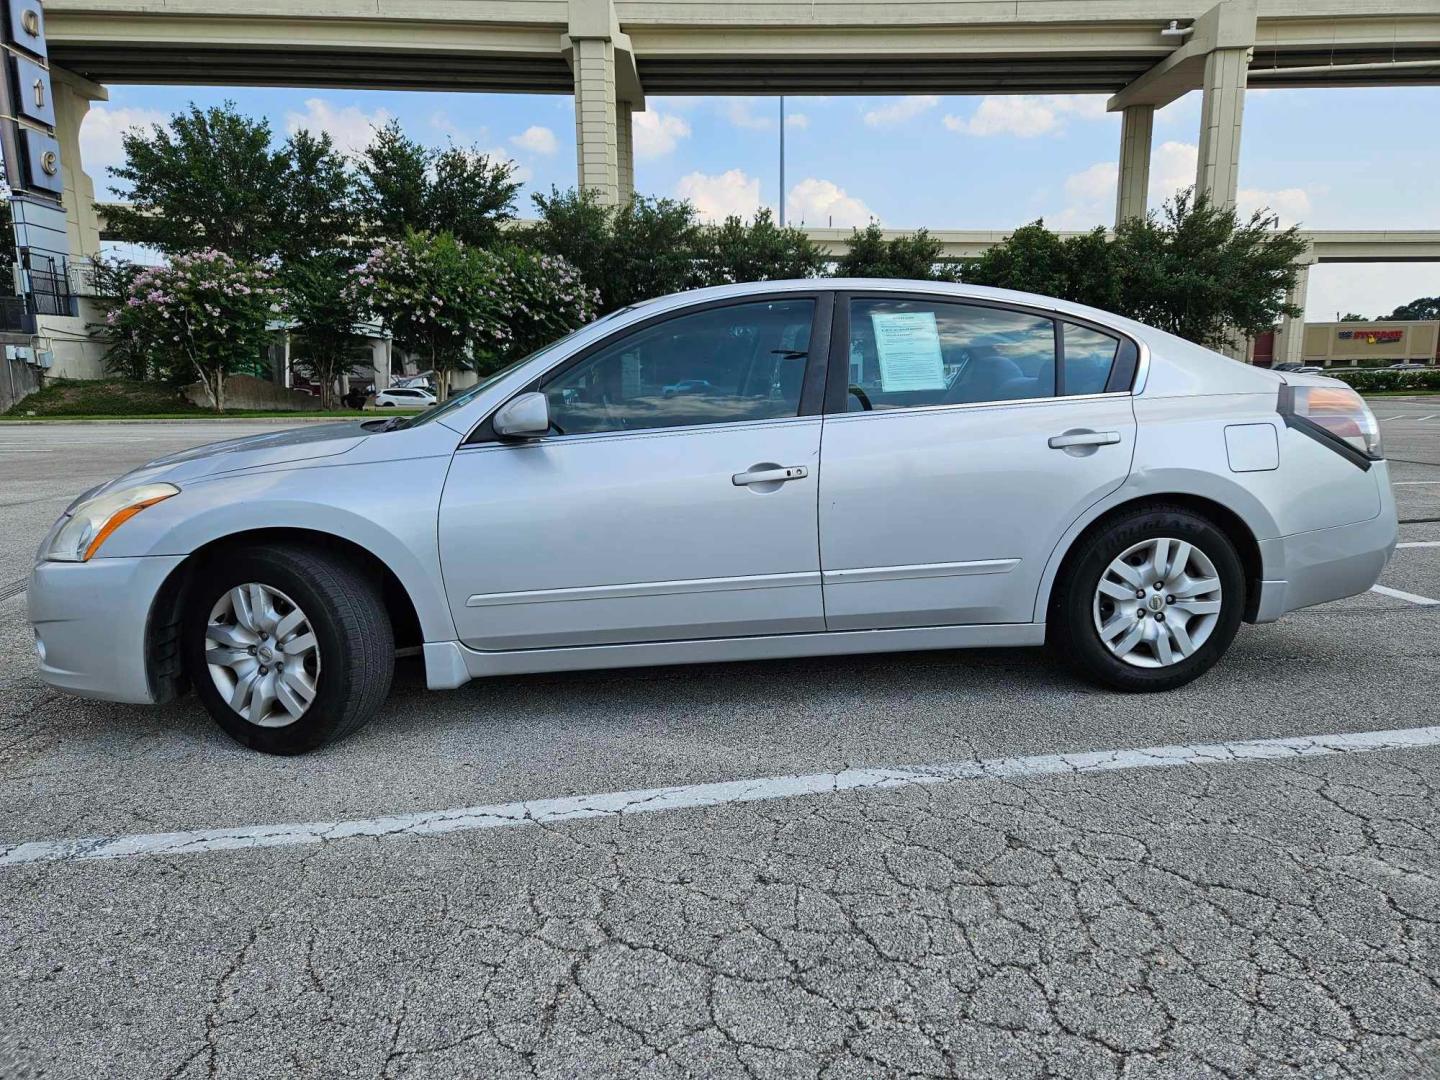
(389, 306, 646, 431)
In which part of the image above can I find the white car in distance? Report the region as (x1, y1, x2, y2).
(374, 386, 437, 409)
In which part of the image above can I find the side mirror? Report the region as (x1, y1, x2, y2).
(493, 391, 551, 439)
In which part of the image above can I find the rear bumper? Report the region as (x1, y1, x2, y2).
(1252, 465, 1398, 622)
(27, 555, 185, 704)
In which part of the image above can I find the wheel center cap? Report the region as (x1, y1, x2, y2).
(1147, 594, 1165, 612)
(257, 644, 276, 664)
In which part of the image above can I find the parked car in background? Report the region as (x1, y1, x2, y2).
(374, 386, 436, 408)
(1273, 363, 1323, 374)
(1387, 361, 1428, 370)
(28, 280, 1396, 754)
(662, 378, 715, 398)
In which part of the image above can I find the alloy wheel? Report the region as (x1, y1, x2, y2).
(1091, 537, 1223, 669)
(204, 583, 321, 727)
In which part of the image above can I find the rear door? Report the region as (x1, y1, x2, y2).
(818, 294, 1137, 630)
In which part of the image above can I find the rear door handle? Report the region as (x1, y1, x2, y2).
(1048, 430, 1120, 449)
(732, 465, 808, 486)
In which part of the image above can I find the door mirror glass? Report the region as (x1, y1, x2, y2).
(493, 391, 551, 439)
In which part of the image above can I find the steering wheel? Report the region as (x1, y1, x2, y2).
(848, 385, 873, 412)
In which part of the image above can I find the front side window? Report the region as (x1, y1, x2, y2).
(543, 299, 814, 435)
(846, 299, 1057, 412)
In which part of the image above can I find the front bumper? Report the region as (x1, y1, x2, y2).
(27, 555, 186, 704)
(1252, 466, 1398, 622)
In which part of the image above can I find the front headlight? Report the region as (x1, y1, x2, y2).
(44, 483, 180, 562)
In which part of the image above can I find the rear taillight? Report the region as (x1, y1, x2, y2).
(1278, 383, 1383, 465)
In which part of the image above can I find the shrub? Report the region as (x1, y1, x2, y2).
(696, 209, 826, 285)
(834, 223, 959, 281)
(99, 250, 282, 411)
(1325, 368, 1440, 393)
(487, 247, 600, 368)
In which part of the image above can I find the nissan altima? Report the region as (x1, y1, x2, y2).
(29, 280, 1397, 753)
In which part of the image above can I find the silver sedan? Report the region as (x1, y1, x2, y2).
(30, 280, 1397, 753)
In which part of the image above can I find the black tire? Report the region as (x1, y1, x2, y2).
(183, 544, 394, 754)
(1050, 505, 1246, 692)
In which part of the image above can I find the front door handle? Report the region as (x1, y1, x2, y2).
(732, 465, 808, 486)
(1048, 430, 1120, 449)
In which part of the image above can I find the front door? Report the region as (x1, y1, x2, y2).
(438, 296, 828, 651)
(818, 295, 1137, 630)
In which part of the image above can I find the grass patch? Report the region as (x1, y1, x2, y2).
(4, 378, 207, 417)
(1, 378, 390, 420)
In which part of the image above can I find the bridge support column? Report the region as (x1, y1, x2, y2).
(35, 67, 109, 380)
(1277, 248, 1314, 367)
(1114, 105, 1153, 225)
(616, 100, 634, 201)
(1194, 43, 1250, 209)
(564, 0, 642, 206)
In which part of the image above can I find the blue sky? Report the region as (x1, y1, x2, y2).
(83, 83, 1440, 321)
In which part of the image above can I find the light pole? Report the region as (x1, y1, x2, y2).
(778, 95, 785, 226)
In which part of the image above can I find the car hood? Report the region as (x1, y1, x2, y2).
(76, 421, 374, 506)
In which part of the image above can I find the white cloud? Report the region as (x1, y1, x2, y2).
(943, 95, 1109, 138)
(79, 105, 168, 174)
(863, 95, 939, 127)
(723, 100, 775, 130)
(1148, 140, 1314, 225)
(676, 169, 763, 222)
(787, 177, 874, 228)
(785, 113, 809, 130)
(509, 125, 558, 155)
(632, 111, 691, 159)
(1237, 187, 1312, 226)
(1054, 161, 1119, 228)
(285, 97, 391, 156)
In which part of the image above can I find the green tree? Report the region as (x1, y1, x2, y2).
(964, 223, 1118, 310)
(1339, 312, 1372, 322)
(356, 121, 521, 248)
(103, 103, 355, 262)
(526, 187, 704, 312)
(100, 250, 281, 411)
(1112, 189, 1308, 348)
(348, 231, 502, 401)
(282, 254, 371, 409)
(696, 208, 826, 285)
(834, 223, 959, 281)
(1388, 296, 1440, 321)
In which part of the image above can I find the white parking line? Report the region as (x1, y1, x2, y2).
(1393, 481, 1440, 486)
(1397, 541, 1440, 548)
(1371, 585, 1440, 606)
(3, 724, 1438, 869)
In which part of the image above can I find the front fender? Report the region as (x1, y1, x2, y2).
(93, 456, 459, 643)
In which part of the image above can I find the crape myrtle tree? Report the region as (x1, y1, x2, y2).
(348, 231, 597, 400)
(100, 250, 282, 411)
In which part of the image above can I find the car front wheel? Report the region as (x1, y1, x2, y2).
(183, 544, 395, 753)
(1052, 505, 1245, 692)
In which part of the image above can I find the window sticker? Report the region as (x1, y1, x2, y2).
(870, 311, 946, 392)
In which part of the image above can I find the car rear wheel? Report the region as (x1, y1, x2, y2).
(1051, 506, 1245, 692)
(183, 544, 394, 754)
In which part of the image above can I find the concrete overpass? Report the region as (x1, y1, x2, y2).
(26, 0, 1440, 376)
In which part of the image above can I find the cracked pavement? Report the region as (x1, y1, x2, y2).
(2, 413, 1439, 1079)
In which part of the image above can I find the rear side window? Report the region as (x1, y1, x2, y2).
(1062, 322, 1121, 396)
(846, 299, 1057, 412)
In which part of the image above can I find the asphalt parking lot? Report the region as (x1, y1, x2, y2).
(2, 401, 1438, 1079)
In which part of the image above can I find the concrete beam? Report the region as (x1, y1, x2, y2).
(1108, 0, 1257, 112)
